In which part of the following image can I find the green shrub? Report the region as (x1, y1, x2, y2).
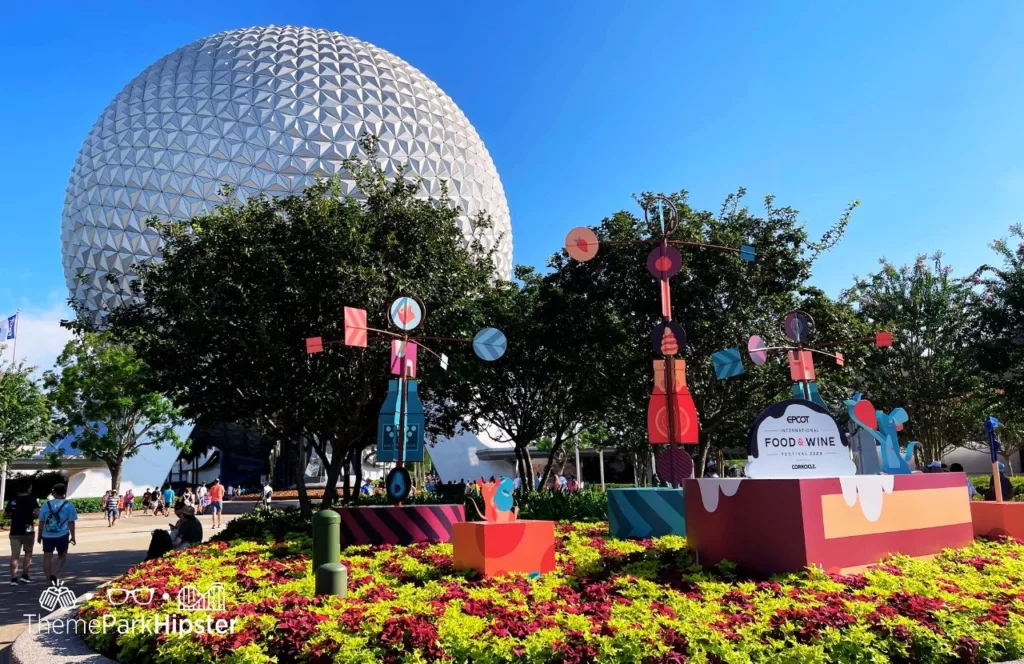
(970, 474, 1024, 500)
(214, 507, 309, 542)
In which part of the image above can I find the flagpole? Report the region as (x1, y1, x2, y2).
(10, 309, 18, 363)
(0, 311, 14, 514)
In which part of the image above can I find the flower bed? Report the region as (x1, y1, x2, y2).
(79, 523, 1024, 663)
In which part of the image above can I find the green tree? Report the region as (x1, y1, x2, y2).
(0, 360, 52, 466)
(106, 136, 500, 514)
(975, 224, 1024, 414)
(44, 331, 186, 490)
(540, 190, 859, 478)
(843, 253, 985, 463)
(436, 266, 610, 491)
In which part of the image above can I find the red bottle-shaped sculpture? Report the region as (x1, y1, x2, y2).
(647, 357, 699, 445)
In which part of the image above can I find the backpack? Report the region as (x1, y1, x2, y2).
(43, 500, 69, 533)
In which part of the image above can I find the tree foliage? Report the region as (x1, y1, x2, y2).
(44, 331, 185, 490)
(107, 136, 500, 512)
(843, 253, 986, 463)
(0, 359, 52, 465)
(500, 189, 860, 479)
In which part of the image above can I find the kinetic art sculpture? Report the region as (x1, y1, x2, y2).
(845, 394, 918, 475)
(565, 196, 755, 486)
(307, 296, 506, 503)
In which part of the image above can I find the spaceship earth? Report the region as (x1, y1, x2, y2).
(61, 25, 512, 316)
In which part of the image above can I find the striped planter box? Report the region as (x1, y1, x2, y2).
(335, 504, 465, 547)
(607, 488, 686, 539)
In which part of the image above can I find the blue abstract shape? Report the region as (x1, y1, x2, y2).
(739, 244, 755, 262)
(806, 381, 827, 409)
(845, 398, 918, 475)
(376, 380, 402, 462)
(712, 348, 745, 380)
(607, 488, 686, 539)
(494, 476, 516, 513)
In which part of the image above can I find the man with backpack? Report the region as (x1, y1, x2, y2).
(5, 484, 39, 585)
(37, 484, 77, 585)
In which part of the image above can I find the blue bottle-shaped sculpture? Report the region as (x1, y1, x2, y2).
(376, 379, 402, 463)
(404, 380, 425, 463)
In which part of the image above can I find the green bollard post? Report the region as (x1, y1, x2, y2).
(312, 509, 340, 571)
(315, 562, 348, 597)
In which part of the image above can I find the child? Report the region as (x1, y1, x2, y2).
(105, 491, 120, 527)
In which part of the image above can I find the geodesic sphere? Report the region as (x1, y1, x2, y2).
(61, 25, 512, 316)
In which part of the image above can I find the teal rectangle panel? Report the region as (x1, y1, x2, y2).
(607, 488, 685, 539)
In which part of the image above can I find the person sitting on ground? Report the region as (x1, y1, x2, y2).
(154, 496, 168, 517)
(985, 462, 1015, 501)
(173, 505, 203, 549)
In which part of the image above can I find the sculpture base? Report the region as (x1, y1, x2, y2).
(335, 504, 464, 547)
(684, 474, 973, 575)
(971, 501, 1024, 539)
(452, 521, 556, 577)
(607, 488, 685, 539)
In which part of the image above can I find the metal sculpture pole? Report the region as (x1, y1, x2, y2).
(986, 416, 1003, 502)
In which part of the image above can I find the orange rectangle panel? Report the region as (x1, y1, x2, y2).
(344, 307, 367, 347)
(820, 487, 972, 539)
(453, 521, 556, 577)
(788, 350, 815, 381)
(305, 337, 323, 354)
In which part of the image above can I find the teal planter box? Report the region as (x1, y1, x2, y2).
(608, 488, 686, 539)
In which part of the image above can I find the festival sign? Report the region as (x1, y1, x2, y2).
(746, 400, 855, 479)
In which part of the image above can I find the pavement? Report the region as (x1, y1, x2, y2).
(0, 511, 237, 664)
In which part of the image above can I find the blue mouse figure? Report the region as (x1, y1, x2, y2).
(845, 393, 919, 474)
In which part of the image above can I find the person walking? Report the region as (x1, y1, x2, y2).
(260, 481, 273, 510)
(197, 483, 209, 514)
(104, 490, 120, 527)
(162, 485, 176, 512)
(37, 484, 77, 585)
(207, 478, 225, 529)
(5, 484, 39, 585)
(123, 489, 134, 518)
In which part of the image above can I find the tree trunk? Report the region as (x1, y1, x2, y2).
(293, 438, 313, 519)
(109, 457, 124, 492)
(319, 440, 346, 510)
(353, 447, 364, 505)
(513, 446, 526, 489)
(698, 442, 711, 479)
(522, 445, 535, 491)
(341, 449, 353, 503)
(539, 436, 566, 490)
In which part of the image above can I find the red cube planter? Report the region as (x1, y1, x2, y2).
(452, 521, 556, 577)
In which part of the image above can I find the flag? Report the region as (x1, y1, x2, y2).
(0, 313, 15, 340)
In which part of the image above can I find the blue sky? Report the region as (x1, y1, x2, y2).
(2, 1, 1024, 368)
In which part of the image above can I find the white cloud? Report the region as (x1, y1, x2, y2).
(0, 303, 74, 374)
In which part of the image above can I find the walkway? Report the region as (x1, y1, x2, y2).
(0, 511, 237, 664)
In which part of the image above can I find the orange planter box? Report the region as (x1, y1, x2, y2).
(971, 501, 1024, 539)
(452, 521, 556, 577)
